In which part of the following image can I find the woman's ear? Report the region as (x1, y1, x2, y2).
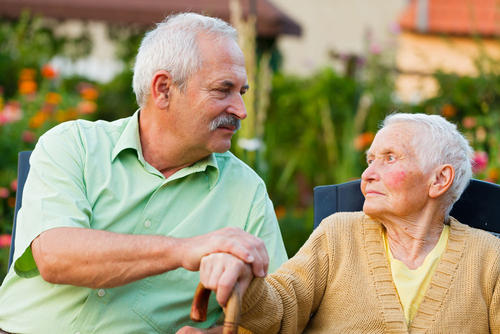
(150, 70, 173, 110)
(429, 164, 455, 199)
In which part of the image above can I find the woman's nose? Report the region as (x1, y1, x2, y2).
(361, 162, 379, 182)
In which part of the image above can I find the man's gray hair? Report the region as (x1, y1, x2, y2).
(382, 113, 473, 213)
(132, 12, 238, 107)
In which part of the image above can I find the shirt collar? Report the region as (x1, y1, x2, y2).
(111, 110, 220, 188)
(169, 154, 220, 189)
(111, 110, 143, 162)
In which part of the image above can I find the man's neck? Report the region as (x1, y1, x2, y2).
(138, 108, 209, 178)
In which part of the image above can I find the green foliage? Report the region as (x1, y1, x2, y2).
(0, 12, 91, 100)
(264, 69, 362, 207)
(96, 69, 137, 121)
(406, 55, 500, 181)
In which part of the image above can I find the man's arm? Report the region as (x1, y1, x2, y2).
(32, 226, 267, 289)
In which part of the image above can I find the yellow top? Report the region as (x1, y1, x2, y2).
(383, 224, 450, 326)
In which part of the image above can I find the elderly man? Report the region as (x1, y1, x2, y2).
(190, 113, 500, 333)
(0, 13, 287, 333)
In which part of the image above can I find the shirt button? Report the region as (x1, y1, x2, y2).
(144, 219, 152, 228)
(97, 289, 106, 297)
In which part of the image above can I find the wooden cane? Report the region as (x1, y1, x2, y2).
(190, 282, 241, 334)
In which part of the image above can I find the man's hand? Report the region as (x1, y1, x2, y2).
(179, 227, 268, 278)
(200, 253, 253, 307)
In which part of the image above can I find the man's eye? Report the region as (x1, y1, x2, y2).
(366, 159, 373, 165)
(386, 154, 396, 162)
(213, 88, 229, 96)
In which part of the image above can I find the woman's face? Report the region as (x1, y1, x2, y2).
(361, 123, 432, 220)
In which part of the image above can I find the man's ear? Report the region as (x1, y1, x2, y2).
(429, 164, 455, 199)
(150, 70, 173, 110)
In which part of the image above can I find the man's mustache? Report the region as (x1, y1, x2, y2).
(209, 113, 241, 131)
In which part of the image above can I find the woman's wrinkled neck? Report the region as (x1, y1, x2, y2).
(380, 209, 445, 269)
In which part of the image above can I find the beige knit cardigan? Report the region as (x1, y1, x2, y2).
(240, 212, 500, 333)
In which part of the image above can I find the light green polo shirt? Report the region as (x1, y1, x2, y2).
(0, 111, 287, 334)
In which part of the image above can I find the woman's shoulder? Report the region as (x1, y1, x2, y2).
(449, 218, 500, 269)
(450, 217, 500, 247)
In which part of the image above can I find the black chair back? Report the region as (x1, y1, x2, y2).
(7, 151, 32, 270)
(314, 179, 500, 237)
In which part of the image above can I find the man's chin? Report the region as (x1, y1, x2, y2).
(210, 141, 232, 153)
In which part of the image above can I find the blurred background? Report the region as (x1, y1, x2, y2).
(0, 0, 499, 280)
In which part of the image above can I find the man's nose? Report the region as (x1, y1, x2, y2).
(228, 94, 247, 120)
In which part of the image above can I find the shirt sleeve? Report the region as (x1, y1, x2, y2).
(244, 182, 288, 273)
(239, 221, 331, 333)
(13, 122, 92, 277)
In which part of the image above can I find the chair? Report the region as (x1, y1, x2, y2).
(314, 179, 500, 237)
(7, 151, 32, 270)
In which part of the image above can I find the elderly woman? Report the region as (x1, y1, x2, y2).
(183, 113, 500, 333)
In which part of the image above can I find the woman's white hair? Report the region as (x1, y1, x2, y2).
(382, 113, 473, 214)
(132, 13, 238, 107)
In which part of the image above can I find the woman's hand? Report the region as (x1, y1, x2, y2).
(200, 252, 254, 307)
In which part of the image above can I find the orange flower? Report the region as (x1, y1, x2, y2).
(45, 92, 62, 105)
(7, 197, 16, 208)
(55, 108, 79, 123)
(441, 104, 457, 118)
(487, 168, 499, 183)
(354, 132, 375, 151)
(29, 110, 50, 129)
(19, 80, 37, 95)
(19, 68, 36, 81)
(41, 64, 57, 79)
(77, 100, 97, 114)
(80, 87, 99, 100)
(275, 206, 286, 220)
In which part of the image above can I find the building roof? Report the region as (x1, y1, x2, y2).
(0, 0, 301, 37)
(399, 0, 500, 36)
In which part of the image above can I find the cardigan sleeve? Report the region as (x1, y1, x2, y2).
(239, 221, 332, 333)
(489, 258, 500, 332)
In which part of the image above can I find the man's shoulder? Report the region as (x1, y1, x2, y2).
(40, 116, 131, 148)
(44, 117, 129, 137)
